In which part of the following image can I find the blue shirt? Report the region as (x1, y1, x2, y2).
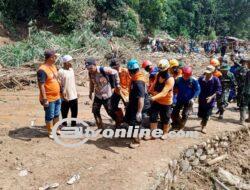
(175, 77, 201, 103)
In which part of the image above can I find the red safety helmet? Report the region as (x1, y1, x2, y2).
(142, 60, 152, 69)
(182, 66, 192, 78)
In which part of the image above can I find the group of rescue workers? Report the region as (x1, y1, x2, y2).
(37, 49, 250, 148)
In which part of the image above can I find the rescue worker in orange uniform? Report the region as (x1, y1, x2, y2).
(147, 59, 175, 140)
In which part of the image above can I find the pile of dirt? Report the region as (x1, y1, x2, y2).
(157, 127, 250, 190)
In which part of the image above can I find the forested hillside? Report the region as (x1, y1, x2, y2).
(0, 0, 249, 39)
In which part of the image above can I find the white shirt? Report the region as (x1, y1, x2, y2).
(58, 68, 78, 101)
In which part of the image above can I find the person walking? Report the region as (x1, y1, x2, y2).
(147, 59, 175, 140)
(198, 65, 222, 133)
(237, 58, 250, 126)
(86, 58, 120, 130)
(37, 50, 61, 139)
(58, 55, 78, 127)
(217, 64, 236, 119)
(172, 66, 201, 129)
(110, 58, 131, 127)
(125, 59, 150, 148)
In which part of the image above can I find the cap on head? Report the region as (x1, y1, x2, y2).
(44, 49, 56, 60)
(210, 58, 220, 67)
(85, 57, 96, 67)
(158, 59, 170, 71)
(169, 59, 179, 68)
(127, 59, 140, 70)
(142, 60, 152, 69)
(220, 64, 230, 71)
(62, 55, 73, 63)
(204, 65, 215, 74)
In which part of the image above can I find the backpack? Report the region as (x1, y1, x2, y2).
(99, 66, 116, 89)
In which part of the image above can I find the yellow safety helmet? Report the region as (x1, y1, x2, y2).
(158, 59, 170, 71)
(210, 58, 220, 67)
(169, 59, 179, 68)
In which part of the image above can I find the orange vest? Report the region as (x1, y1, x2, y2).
(115, 68, 131, 97)
(213, 70, 222, 78)
(152, 74, 174, 105)
(38, 64, 60, 102)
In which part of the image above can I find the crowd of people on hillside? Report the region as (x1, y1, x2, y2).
(37, 49, 250, 148)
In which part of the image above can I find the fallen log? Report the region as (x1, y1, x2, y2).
(207, 154, 228, 166)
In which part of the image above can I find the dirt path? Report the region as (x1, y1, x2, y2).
(0, 86, 247, 190)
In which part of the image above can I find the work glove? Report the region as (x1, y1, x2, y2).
(136, 112, 142, 122)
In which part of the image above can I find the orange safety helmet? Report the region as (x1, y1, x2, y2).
(210, 58, 220, 67)
(142, 60, 152, 69)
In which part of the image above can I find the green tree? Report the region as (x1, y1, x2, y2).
(138, 0, 166, 35)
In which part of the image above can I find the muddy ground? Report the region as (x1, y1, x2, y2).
(0, 84, 248, 190)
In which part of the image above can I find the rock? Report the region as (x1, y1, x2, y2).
(188, 156, 196, 162)
(179, 159, 190, 173)
(206, 139, 211, 144)
(212, 154, 218, 159)
(214, 142, 219, 148)
(214, 135, 220, 141)
(207, 148, 215, 155)
(195, 149, 203, 157)
(39, 185, 50, 190)
(218, 167, 242, 186)
(199, 155, 207, 162)
(221, 136, 229, 141)
(228, 134, 236, 141)
(18, 169, 28, 177)
(191, 158, 199, 166)
(201, 142, 207, 147)
(49, 183, 59, 188)
(185, 148, 195, 158)
(193, 145, 198, 150)
(0, 140, 3, 144)
(67, 174, 80, 185)
(220, 142, 229, 148)
(39, 183, 60, 190)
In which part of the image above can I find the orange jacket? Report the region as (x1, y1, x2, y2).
(38, 64, 60, 102)
(151, 74, 175, 105)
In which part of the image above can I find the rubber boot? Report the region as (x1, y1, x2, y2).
(172, 115, 181, 129)
(144, 123, 157, 140)
(245, 111, 250, 123)
(218, 109, 224, 120)
(161, 124, 171, 140)
(240, 110, 246, 126)
(53, 116, 61, 135)
(46, 121, 54, 139)
(179, 118, 187, 130)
